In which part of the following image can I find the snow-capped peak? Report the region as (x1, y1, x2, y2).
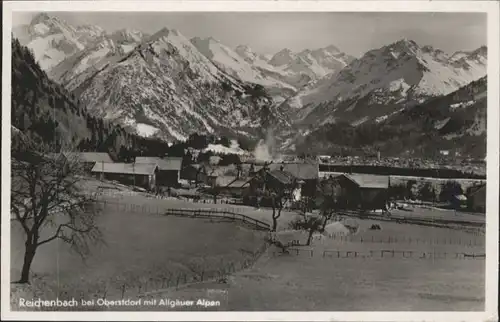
(235, 44, 259, 62)
(320, 44, 341, 55)
(77, 24, 105, 37)
(27, 12, 77, 37)
(269, 48, 296, 67)
(29, 12, 51, 24)
(110, 28, 145, 44)
(283, 39, 487, 128)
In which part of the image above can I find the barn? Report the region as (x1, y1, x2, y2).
(334, 173, 390, 211)
(269, 162, 319, 197)
(214, 176, 250, 198)
(91, 162, 159, 191)
(135, 157, 182, 187)
(181, 164, 208, 184)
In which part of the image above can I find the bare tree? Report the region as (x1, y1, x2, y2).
(316, 176, 342, 231)
(268, 188, 287, 232)
(289, 215, 324, 246)
(11, 141, 103, 284)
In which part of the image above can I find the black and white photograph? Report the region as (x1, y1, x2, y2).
(2, 1, 499, 320)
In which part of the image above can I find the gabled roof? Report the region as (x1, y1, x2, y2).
(63, 152, 113, 163)
(342, 173, 389, 189)
(135, 156, 182, 171)
(91, 162, 158, 175)
(269, 163, 318, 180)
(268, 170, 295, 185)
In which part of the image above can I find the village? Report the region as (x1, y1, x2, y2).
(47, 150, 487, 216)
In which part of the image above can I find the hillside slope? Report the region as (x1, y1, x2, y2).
(191, 37, 297, 102)
(283, 39, 487, 128)
(12, 13, 104, 70)
(293, 76, 487, 158)
(73, 27, 288, 142)
(11, 38, 172, 159)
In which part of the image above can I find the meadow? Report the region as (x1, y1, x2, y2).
(10, 185, 269, 310)
(148, 217, 485, 311)
(10, 179, 486, 311)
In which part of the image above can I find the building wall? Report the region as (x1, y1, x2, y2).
(157, 170, 180, 186)
(335, 176, 388, 210)
(97, 173, 152, 190)
(360, 188, 388, 210)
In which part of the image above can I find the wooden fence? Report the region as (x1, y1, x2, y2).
(163, 208, 271, 231)
(339, 210, 485, 230)
(275, 247, 486, 260)
(96, 200, 271, 231)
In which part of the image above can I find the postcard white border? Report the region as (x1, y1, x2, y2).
(2, 1, 499, 321)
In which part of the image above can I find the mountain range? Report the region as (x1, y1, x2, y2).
(12, 13, 488, 158)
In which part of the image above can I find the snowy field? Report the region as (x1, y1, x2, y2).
(156, 217, 485, 311)
(10, 185, 269, 310)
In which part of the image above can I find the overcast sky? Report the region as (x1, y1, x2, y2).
(13, 12, 486, 57)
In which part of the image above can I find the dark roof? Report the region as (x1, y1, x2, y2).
(63, 152, 113, 163)
(269, 163, 318, 180)
(135, 157, 182, 171)
(91, 162, 158, 175)
(268, 170, 295, 185)
(342, 173, 389, 189)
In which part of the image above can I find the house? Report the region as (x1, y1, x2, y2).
(214, 176, 251, 198)
(91, 162, 158, 191)
(203, 165, 232, 186)
(244, 168, 297, 207)
(135, 156, 182, 187)
(467, 184, 486, 212)
(269, 162, 319, 197)
(266, 170, 296, 190)
(334, 173, 389, 211)
(62, 152, 113, 171)
(180, 164, 208, 184)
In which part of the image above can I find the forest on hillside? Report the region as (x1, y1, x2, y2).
(11, 37, 176, 160)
